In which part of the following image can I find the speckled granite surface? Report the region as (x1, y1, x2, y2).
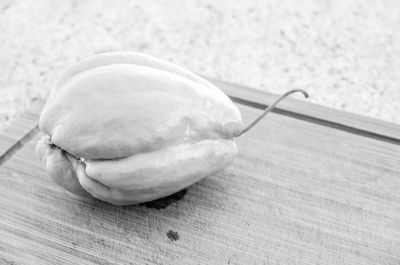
(1, 0, 400, 131)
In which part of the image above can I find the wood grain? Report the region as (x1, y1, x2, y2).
(1, 97, 400, 265)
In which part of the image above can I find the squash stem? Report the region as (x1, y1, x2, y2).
(238, 89, 309, 137)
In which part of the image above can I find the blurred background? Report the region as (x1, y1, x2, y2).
(1, 0, 400, 131)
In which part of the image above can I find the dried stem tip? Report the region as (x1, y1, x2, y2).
(237, 89, 309, 137)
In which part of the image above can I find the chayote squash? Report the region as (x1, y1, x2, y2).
(36, 52, 243, 205)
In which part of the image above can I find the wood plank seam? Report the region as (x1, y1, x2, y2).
(231, 96, 400, 146)
(0, 125, 39, 165)
(207, 77, 400, 142)
(0, 98, 399, 168)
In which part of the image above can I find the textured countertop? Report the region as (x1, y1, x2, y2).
(1, 0, 400, 131)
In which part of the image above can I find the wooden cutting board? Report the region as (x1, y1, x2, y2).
(1, 79, 400, 265)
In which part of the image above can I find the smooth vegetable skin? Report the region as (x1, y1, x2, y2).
(36, 52, 243, 205)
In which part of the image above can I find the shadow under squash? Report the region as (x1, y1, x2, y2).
(138, 188, 188, 210)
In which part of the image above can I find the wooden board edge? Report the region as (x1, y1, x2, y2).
(206, 77, 400, 144)
(0, 99, 43, 164)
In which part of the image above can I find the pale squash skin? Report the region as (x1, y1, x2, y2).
(36, 52, 243, 205)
